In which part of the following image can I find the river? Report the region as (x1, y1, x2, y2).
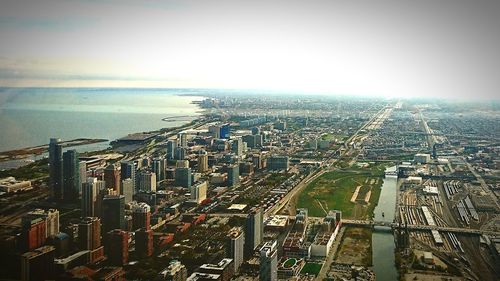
(372, 170, 399, 280)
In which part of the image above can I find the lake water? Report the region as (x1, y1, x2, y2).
(0, 88, 205, 152)
(372, 172, 398, 280)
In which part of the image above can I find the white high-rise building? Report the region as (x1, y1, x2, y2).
(259, 240, 278, 281)
(138, 170, 157, 192)
(190, 181, 207, 204)
(227, 227, 245, 273)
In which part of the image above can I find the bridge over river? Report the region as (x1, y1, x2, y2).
(342, 219, 499, 236)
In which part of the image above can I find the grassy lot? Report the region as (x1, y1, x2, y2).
(335, 227, 372, 266)
(297, 162, 388, 218)
(300, 262, 323, 276)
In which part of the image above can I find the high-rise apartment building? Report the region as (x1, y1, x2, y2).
(63, 150, 80, 201)
(105, 229, 129, 266)
(227, 227, 244, 273)
(259, 241, 278, 281)
(49, 138, 63, 200)
(245, 209, 263, 257)
(102, 195, 125, 233)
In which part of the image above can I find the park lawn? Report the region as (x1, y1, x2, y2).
(300, 262, 323, 276)
(297, 163, 388, 218)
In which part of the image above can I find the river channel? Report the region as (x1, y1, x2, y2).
(372, 169, 399, 280)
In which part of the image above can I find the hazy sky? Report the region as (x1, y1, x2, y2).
(1, 0, 499, 99)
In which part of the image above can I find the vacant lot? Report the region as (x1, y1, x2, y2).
(334, 227, 372, 266)
(296, 163, 386, 218)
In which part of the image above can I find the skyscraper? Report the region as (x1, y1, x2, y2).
(175, 146, 186, 160)
(63, 150, 80, 202)
(49, 138, 63, 200)
(20, 217, 46, 251)
(135, 228, 153, 258)
(175, 167, 192, 188)
(138, 170, 157, 192)
(220, 123, 230, 139)
(178, 133, 188, 148)
(132, 202, 151, 231)
(105, 229, 129, 266)
(190, 181, 207, 204)
(104, 164, 121, 194)
(78, 217, 104, 263)
(232, 137, 244, 156)
(120, 161, 136, 192)
(245, 209, 263, 257)
(227, 164, 239, 187)
(82, 177, 105, 217)
(121, 178, 134, 204)
(259, 241, 278, 281)
(24, 208, 60, 238)
(197, 150, 209, 173)
(152, 157, 166, 182)
(227, 227, 245, 273)
(166, 139, 177, 160)
(102, 195, 125, 233)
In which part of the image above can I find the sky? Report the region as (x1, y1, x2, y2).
(0, 0, 499, 99)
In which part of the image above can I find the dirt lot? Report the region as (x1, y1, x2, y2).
(334, 226, 372, 266)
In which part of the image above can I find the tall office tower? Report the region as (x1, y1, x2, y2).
(220, 123, 230, 139)
(21, 217, 46, 251)
(25, 208, 60, 238)
(82, 177, 105, 217)
(178, 133, 188, 148)
(152, 157, 166, 182)
(138, 170, 157, 192)
(104, 164, 121, 194)
(231, 137, 244, 156)
(242, 135, 256, 148)
(175, 146, 186, 160)
(227, 164, 239, 187)
(251, 127, 261, 135)
(190, 181, 207, 204)
(267, 156, 289, 170)
(120, 161, 136, 192)
(78, 217, 101, 250)
(166, 139, 177, 160)
(157, 260, 188, 281)
(259, 241, 278, 281)
(105, 229, 129, 266)
(132, 202, 151, 231)
(102, 195, 125, 233)
(63, 150, 80, 202)
(20, 245, 55, 281)
(121, 178, 134, 204)
(208, 125, 221, 139)
(253, 154, 263, 170)
(79, 161, 87, 194)
(49, 138, 63, 200)
(176, 160, 189, 168)
(245, 209, 263, 257)
(197, 150, 209, 172)
(135, 228, 153, 258)
(175, 167, 192, 188)
(227, 227, 245, 273)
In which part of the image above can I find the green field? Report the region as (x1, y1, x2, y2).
(297, 163, 387, 218)
(300, 262, 323, 276)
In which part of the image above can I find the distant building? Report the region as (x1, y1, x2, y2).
(105, 229, 129, 266)
(132, 202, 151, 230)
(104, 164, 121, 194)
(227, 164, 239, 187)
(231, 137, 244, 156)
(120, 161, 137, 192)
(220, 123, 230, 139)
(251, 127, 261, 135)
(175, 146, 187, 160)
(152, 157, 167, 182)
(102, 195, 125, 233)
(21, 245, 55, 281)
(267, 156, 289, 170)
(198, 258, 234, 281)
(138, 170, 157, 192)
(253, 154, 263, 170)
(135, 228, 154, 258)
(414, 153, 431, 164)
(157, 260, 188, 281)
(82, 177, 105, 217)
(178, 133, 188, 148)
(191, 181, 207, 204)
(259, 241, 278, 281)
(63, 150, 80, 202)
(166, 140, 178, 160)
(227, 227, 245, 273)
(24, 208, 60, 238)
(21, 216, 46, 251)
(49, 138, 64, 200)
(198, 151, 209, 173)
(78, 217, 104, 263)
(121, 178, 134, 204)
(245, 209, 263, 257)
(175, 167, 192, 188)
(0, 177, 31, 193)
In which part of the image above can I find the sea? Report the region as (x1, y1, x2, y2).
(0, 88, 205, 153)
